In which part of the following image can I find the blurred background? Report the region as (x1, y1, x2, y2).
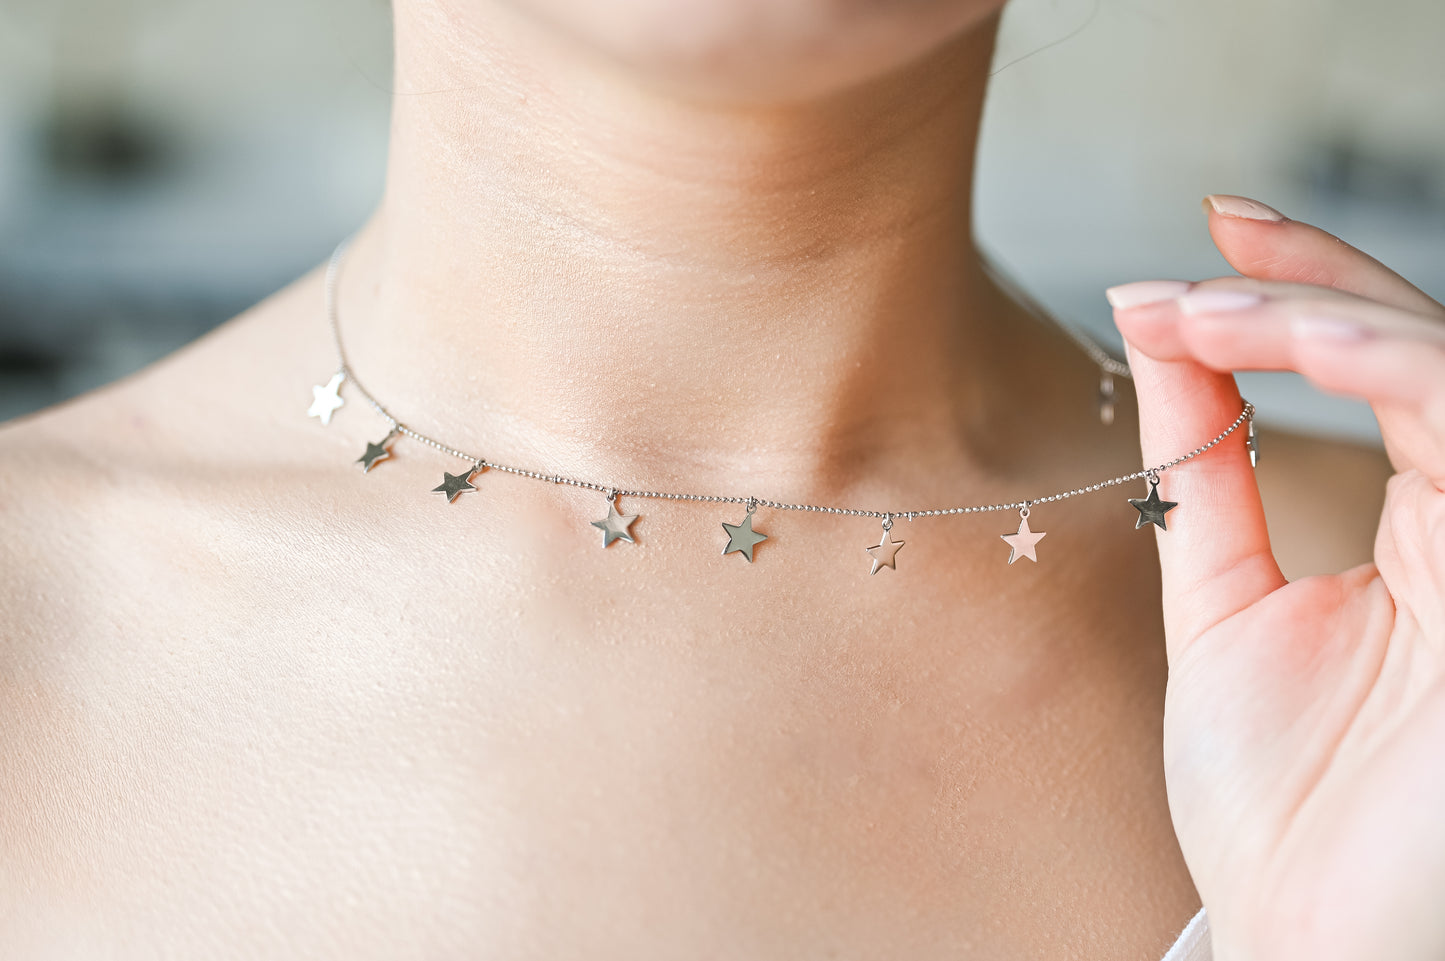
(0, 0, 1441, 443)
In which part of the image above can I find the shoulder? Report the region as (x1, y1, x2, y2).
(0, 265, 332, 643)
(1250, 421, 1393, 580)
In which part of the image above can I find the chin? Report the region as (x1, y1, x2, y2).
(480, 0, 1009, 102)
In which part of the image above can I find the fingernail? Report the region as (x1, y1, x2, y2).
(1105, 280, 1192, 309)
(1290, 315, 1372, 341)
(1203, 194, 1287, 222)
(1177, 289, 1264, 314)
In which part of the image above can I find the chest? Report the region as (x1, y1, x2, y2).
(7, 486, 1198, 958)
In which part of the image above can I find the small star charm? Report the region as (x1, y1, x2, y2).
(721, 507, 768, 562)
(356, 437, 394, 473)
(1000, 510, 1047, 564)
(864, 521, 905, 575)
(591, 496, 639, 547)
(308, 371, 345, 426)
(432, 466, 480, 503)
(1129, 476, 1178, 530)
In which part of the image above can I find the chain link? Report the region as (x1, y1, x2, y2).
(977, 245, 1133, 379)
(324, 239, 1253, 521)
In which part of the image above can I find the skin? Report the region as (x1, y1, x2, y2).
(0, 0, 1427, 958)
(1112, 220, 1445, 961)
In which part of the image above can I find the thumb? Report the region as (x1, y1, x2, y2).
(1113, 310, 1287, 663)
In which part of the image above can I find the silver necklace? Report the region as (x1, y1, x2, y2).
(307, 239, 1258, 573)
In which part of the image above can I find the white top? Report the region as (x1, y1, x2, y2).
(1161, 907, 1211, 961)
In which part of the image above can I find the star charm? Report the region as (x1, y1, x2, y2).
(356, 439, 393, 473)
(1000, 514, 1047, 564)
(721, 512, 768, 562)
(308, 372, 345, 426)
(1129, 481, 1179, 530)
(591, 500, 639, 547)
(432, 468, 478, 503)
(864, 525, 905, 575)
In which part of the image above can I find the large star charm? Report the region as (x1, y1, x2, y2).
(1000, 514, 1047, 564)
(432, 468, 478, 503)
(591, 501, 639, 547)
(721, 512, 768, 562)
(356, 439, 393, 473)
(1129, 481, 1179, 530)
(308, 372, 345, 426)
(864, 525, 905, 575)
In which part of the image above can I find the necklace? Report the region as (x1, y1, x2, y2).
(976, 247, 1132, 427)
(307, 239, 1258, 574)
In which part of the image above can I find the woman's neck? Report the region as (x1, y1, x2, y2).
(340, 3, 1062, 499)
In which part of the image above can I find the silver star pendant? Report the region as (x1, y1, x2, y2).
(356, 436, 395, 473)
(308, 371, 345, 426)
(432, 464, 482, 503)
(1000, 508, 1047, 564)
(721, 504, 768, 562)
(864, 519, 905, 575)
(592, 494, 639, 547)
(1129, 475, 1178, 531)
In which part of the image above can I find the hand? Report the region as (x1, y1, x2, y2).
(1106, 194, 1445, 961)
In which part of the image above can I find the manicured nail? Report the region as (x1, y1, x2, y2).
(1177, 289, 1264, 314)
(1105, 280, 1192, 309)
(1203, 194, 1287, 222)
(1290, 315, 1372, 341)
